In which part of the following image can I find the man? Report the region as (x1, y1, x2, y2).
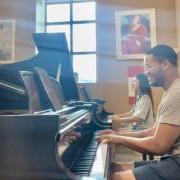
(99, 44, 180, 180)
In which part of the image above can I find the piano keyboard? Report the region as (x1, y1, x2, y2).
(62, 133, 99, 176)
(80, 143, 109, 180)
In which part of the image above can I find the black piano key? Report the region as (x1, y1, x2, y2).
(62, 133, 100, 175)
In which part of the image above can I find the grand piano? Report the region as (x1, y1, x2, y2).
(0, 33, 111, 179)
(0, 33, 79, 111)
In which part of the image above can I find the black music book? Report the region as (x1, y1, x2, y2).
(33, 67, 66, 111)
(20, 71, 43, 113)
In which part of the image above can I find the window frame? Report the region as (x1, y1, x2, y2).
(45, 0, 97, 83)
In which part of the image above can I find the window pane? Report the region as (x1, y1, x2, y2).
(73, 0, 93, 2)
(73, 54, 96, 83)
(46, 25, 70, 48)
(73, 2, 96, 21)
(46, 0, 69, 3)
(46, 4, 70, 22)
(73, 23, 96, 52)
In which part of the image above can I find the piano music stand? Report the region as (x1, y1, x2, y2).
(19, 71, 42, 113)
(50, 77, 66, 106)
(33, 67, 65, 111)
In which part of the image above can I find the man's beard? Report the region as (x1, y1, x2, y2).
(150, 75, 164, 87)
(150, 80, 163, 87)
(149, 71, 164, 87)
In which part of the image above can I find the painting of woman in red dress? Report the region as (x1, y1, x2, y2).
(121, 14, 151, 55)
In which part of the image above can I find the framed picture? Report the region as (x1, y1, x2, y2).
(0, 20, 15, 63)
(115, 9, 156, 60)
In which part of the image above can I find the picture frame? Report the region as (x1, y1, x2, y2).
(0, 20, 15, 63)
(115, 9, 156, 60)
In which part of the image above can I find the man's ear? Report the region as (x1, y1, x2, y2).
(162, 59, 170, 70)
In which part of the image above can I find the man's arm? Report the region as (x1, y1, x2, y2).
(101, 123, 180, 155)
(98, 122, 157, 138)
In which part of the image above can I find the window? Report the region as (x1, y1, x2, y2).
(73, 54, 96, 83)
(47, 4, 70, 22)
(45, 0, 96, 83)
(73, 23, 96, 52)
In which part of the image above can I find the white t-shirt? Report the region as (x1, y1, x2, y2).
(156, 78, 180, 156)
(132, 94, 154, 130)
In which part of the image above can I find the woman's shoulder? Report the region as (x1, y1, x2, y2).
(140, 94, 150, 99)
(139, 94, 151, 102)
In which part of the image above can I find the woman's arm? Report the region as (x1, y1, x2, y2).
(115, 124, 156, 138)
(117, 111, 133, 118)
(108, 111, 133, 119)
(113, 115, 140, 124)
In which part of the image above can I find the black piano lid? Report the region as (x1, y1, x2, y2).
(0, 33, 80, 110)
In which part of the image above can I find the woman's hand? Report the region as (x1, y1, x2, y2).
(112, 116, 121, 121)
(97, 129, 115, 135)
(108, 115, 122, 121)
(108, 114, 114, 119)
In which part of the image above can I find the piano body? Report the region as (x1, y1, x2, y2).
(0, 113, 109, 180)
(0, 33, 111, 179)
(18, 66, 110, 179)
(0, 33, 79, 111)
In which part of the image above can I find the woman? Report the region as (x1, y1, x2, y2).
(110, 73, 154, 130)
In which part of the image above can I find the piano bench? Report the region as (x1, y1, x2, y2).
(142, 154, 154, 161)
